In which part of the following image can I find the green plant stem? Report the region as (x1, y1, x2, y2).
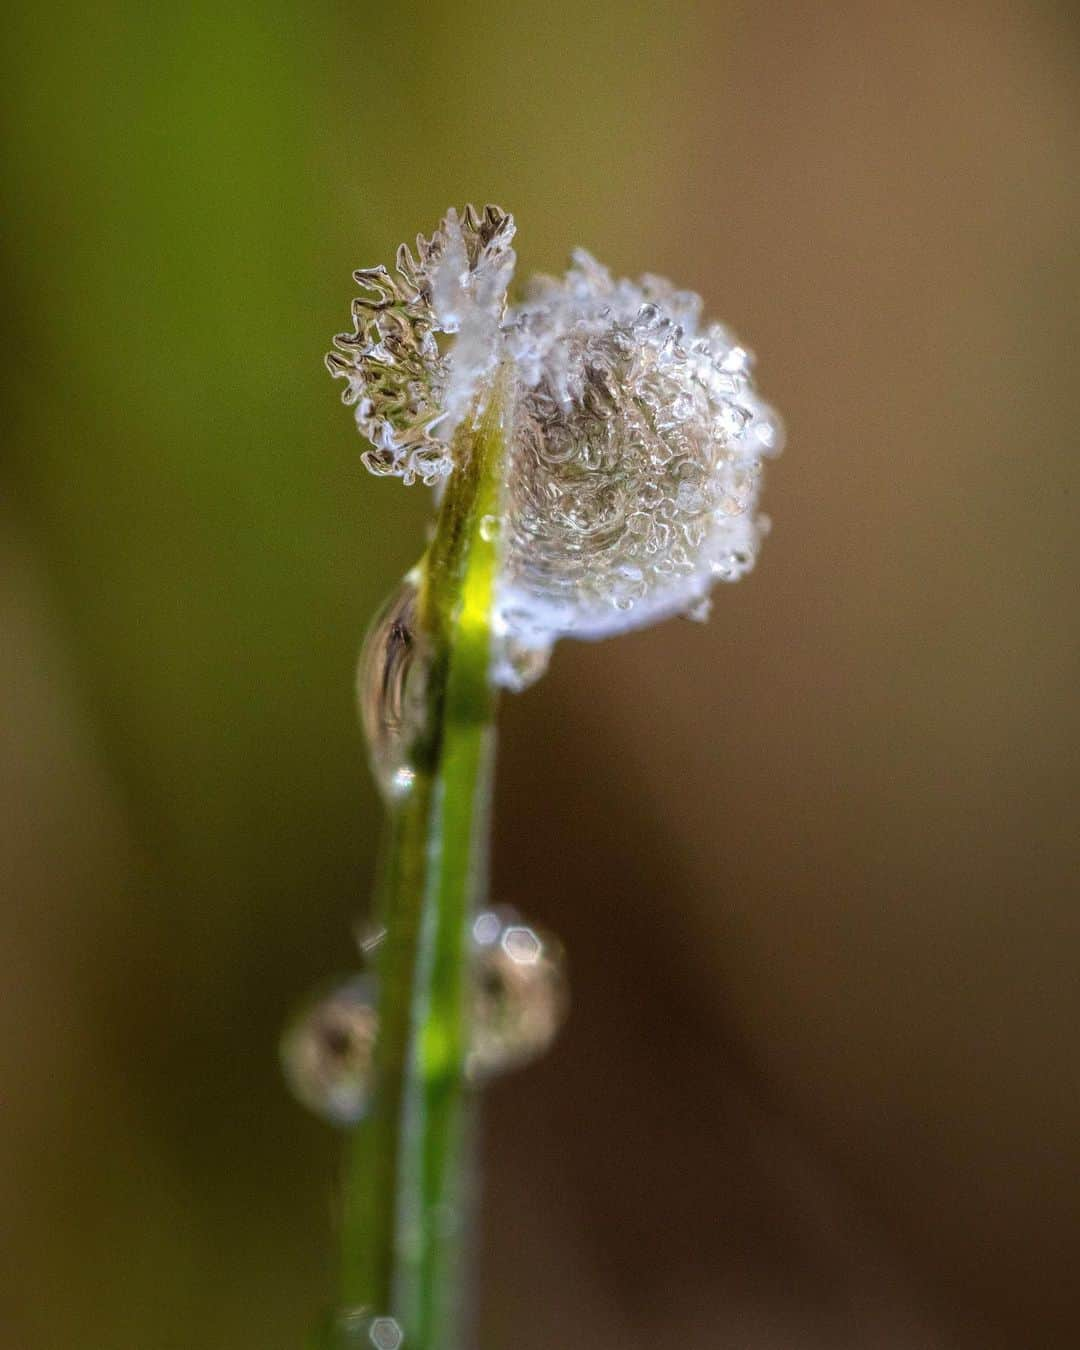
(339, 372, 507, 1350)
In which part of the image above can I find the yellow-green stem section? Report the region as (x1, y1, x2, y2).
(337, 371, 508, 1350)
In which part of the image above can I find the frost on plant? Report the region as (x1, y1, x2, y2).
(326, 204, 517, 485)
(327, 206, 783, 678)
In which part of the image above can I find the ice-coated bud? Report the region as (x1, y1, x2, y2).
(327, 207, 783, 677)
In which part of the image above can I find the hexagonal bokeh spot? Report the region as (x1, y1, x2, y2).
(501, 925, 542, 966)
(368, 1316, 404, 1350)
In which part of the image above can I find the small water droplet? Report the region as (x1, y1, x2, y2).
(491, 629, 552, 692)
(280, 975, 377, 1126)
(285, 917, 568, 1121)
(478, 513, 500, 542)
(469, 910, 568, 1080)
(752, 410, 784, 456)
(357, 573, 427, 801)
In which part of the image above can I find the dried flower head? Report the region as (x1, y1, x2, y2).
(327, 206, 783, 671)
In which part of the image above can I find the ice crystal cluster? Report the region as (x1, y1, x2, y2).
(327, 205, 782, 662)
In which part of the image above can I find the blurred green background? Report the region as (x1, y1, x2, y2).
(3, 1, 1079, 1347)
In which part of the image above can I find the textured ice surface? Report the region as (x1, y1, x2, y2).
(326, 204, 516, 486)
(327, 207, 783, 674)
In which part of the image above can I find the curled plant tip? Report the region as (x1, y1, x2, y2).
(327, 207, 783, 673)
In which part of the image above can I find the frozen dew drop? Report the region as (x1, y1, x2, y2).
(468, 909, 569, 1080)
(356, 572, 427, 801)
(280, 975, 378, 1126)
(329, 212, 783, 657)
(496, 249, 782, 644)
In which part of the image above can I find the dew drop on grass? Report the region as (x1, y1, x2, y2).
(283, 913, 568, 1123)
(468, 909, 569, 1080)
(490, 629, 552, 693)
(279, 975, 378, 1126)
(356, 572, 426, 801)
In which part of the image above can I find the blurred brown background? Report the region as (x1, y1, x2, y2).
(3, 1, 1079, 1347)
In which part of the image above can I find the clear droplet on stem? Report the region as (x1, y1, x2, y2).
(356, 572, 427, 801)
(283, 912, 568, 1123)
(468, 909, 569, 1079)
(279, 975, 378, 1126)
(490, 630, 552, 693)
